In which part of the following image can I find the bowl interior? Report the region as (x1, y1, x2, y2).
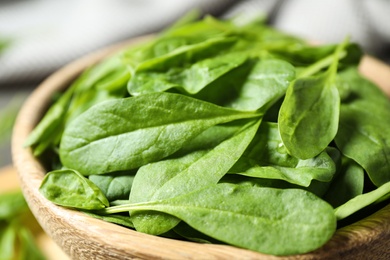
(12, 38, 390, 259)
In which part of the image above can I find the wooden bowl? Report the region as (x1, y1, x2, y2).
(12, 36, 390, 259)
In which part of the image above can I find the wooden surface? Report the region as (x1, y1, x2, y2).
(11, 37, 390, 260)
(0, 166, 70, 260)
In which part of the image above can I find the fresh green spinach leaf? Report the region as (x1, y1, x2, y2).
(60, 92, 260, 175)
(335, 68, 390, 187)
(335, 181, 390, 220)
(229, 122, 336, 186)
(277, 38, 349, 159)
(89, 172, 135, 201)
(103, 183, 336, 256)
(40, 169, 109, 210)
(323, 157, 364, 208)
(128, 37, 245, 95)
(129, 119, 261, 235)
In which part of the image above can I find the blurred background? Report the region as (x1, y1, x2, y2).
(1, 0, 390, 167)
(0, 1, 389, 258)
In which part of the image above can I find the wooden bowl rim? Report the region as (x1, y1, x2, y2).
(12, 35, 390, 259)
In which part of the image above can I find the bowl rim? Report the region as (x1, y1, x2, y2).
(12, 35, 390, 259)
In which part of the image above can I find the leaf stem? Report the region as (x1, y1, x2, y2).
(99, 202, 152, 214)
(297, 50, 346, 78)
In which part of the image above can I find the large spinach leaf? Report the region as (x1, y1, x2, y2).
(104, 183, 336, 256)
(60, 92, 260, 175)
(129, 119, 261, 235)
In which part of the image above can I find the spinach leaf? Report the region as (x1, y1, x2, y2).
(323, 158, 364, 208)
(129, 119, 261, 235)
(0, 191, 46, 260)
(59, 92, 260, 175)
(0, 191, 28, 220)
(39, 169, 109, 210)
(128, 37, 246, 95)
(173, 222, 222, 244)
(194, 59, 295, 112)
(89, 172, 135, 201)
(272, 42, 362, 68)
(103, 183, 336, 256)
(25, 54, 129, 156)
(229, 122, 336, 186)
(18, 227, 46, 260)
(0, 224, 16, 260)
(24, 85, 74, 155)
(334, 181, 390, 220)
(83, 211, 134, 229)
(277, 39, 348, 159)
(335, 68, 390, 187)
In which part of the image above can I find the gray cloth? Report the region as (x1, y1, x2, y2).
(0, 0, 389, 86)
(0, 0, 235, 85)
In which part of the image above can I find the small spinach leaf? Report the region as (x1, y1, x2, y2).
(277, 38, 348, 159)
(229, 122, 336, 186)
(39, 169, 109, 210)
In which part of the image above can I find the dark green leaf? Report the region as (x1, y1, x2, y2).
(83, 211, 134, 229)
(323, 158, 364, 208)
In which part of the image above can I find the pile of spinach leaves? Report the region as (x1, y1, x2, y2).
(25, 15, 390, 256)
(0, 191, 45, 260)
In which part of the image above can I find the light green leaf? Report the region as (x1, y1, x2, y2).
(40, 169, 109, 210)
(335, 181, 390, 220)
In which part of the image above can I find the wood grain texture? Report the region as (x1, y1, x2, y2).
(12, 36, 390, 260)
